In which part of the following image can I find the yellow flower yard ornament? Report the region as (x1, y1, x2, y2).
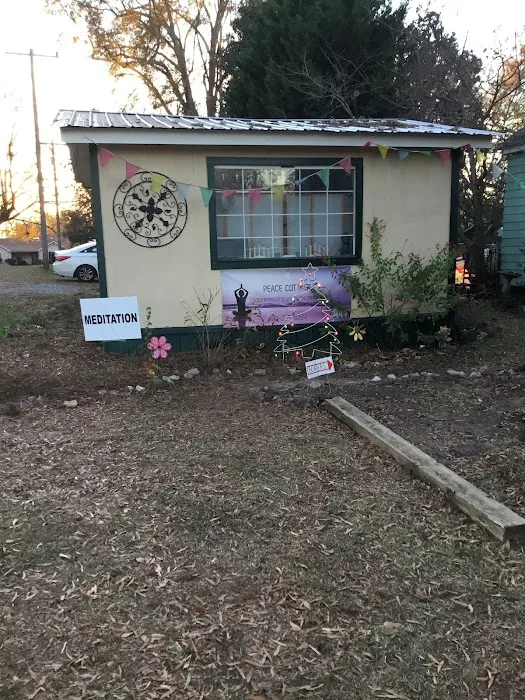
(349, 323, 366, 341)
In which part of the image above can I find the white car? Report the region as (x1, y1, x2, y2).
(52, 241, 99, 282)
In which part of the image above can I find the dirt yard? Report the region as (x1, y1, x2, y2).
(0, 263, 98, 297)
(1, 293, 525, 699)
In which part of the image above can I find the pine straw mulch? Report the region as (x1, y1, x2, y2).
(2, 383, 525, 700)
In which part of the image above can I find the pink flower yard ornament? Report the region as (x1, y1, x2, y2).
(147, 336, 172, 359)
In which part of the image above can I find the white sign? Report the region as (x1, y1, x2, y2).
(305, 356, 335, 380)
(80, 296, 142, 341)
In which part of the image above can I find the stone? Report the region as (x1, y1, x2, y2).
(371, 376, 382, 382)
(213, 368, 221, 374)
(126, 385, 134, 392)
(135, 385, 146, 392)
(344, 361, 361, 369)
(183, 371, 194, 379)
(253, 368, 267, 376)
(386, 374, 397, 380)
(421, 371, 439, 378)
(168, 374, 180, 381)
(288, 368, 300, 375)
(226, 369, 233, 375)
(63, 400, 78, 408)
(409, 372, 421, 378)
(98, 389, 107, 395)
(470, 371, 482, 378)
(447, 370, 466, 377)
(186, 367, 200, 377)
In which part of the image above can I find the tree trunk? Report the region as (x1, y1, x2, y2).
(468, 149, 486, 291)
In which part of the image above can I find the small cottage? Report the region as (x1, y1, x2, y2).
(501, 127, 525, 288)
(57, 112, 495, 350)
(0, 238, 59, 265)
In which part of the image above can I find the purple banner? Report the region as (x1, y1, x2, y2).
(222, 266, 351, 328)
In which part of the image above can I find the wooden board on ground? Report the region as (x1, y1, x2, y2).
(326, 396, 525, 542)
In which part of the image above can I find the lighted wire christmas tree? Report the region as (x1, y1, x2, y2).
(274, 263, 341, 360)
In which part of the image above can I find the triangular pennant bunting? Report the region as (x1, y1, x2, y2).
(200, 187, 214, 207)
(99, 147, 115, 167)
(340, 157, 352, 174)
(377, 145, 389, 160)
(126, 161, 141, 180)
(176, 182, 189, 199)
(318, 168, 330, 189)
(248, 188, 262, 206)
(398, 150, 409, 160)
(222, 189, 237, 198)
(363, 141, 372, 148)
(272, 184, 285, 203)
(419, 150, 432, 157)
(491, 163, 503, 179)
(438, 149, 451, 164)
(476, 149, 486, 164)
(150, 173, 165, 193)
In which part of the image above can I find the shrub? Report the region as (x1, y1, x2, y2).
(338, 218, 456, 344)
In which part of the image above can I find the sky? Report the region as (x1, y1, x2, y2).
(0, 0, 523, 224)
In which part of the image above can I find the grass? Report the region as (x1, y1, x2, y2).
(0, 263, 74, 284)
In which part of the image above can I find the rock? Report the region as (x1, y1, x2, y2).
(226, 369, 232, 375)
(63, 400, 78, 408)
(447, 370, 466, 377)
(386, 374, 397, 380)
(421, 371, 439, 378)
(253, 368, 267, 376)
(288, 368, 300, 376)
(183, 371, 194, 379)
(212, 368, 221, 374)
(135, 385, 146, 392)
(98, 389, 107, 395)
(168, 374, 180, 382)
(153, 377, 169, 389)
(371, 376, 382, 382)
(186, 367, 200, 377)
(470, 371, 482, 378)
(344, 361, 361, 369)
(126, 385, 134, 392)
(409, 372, 421, 378)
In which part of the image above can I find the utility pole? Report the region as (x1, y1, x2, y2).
(50, 143, 62, 249)
(6, 49, 58, 269)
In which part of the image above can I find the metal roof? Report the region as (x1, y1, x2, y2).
(56, 110, 498, 138)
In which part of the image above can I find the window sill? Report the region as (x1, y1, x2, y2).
(211, 256, 359, 270)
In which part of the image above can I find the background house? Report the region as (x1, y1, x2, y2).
(501, 128, 525, 287)
(58, 112, 495, 350)
(0, 238, 59, 265)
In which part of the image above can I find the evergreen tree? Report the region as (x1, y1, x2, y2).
(223, 0, 407, 119)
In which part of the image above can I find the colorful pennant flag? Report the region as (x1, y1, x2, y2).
(398, 150, 409, 160)
(491, 163, 503, 179)
(419, 150, 432, 156)
(272, 184, 285, 203)
(150, 173, 165, 193)
(248, 188, 262, 206)
(476, 149, 486, 164)
(200, 187, 214, 207)
(377, 145, 389, 160)
(438, 149, 451, 164)
(99, 147, 115, 167)
(176, 182, 189, 199)
(340, 157, 352, 174)
(363, 141, 372, 148)
(126, 161, 141, 180)
(222, 189, 237, 198)
(318, 169, 330, 189)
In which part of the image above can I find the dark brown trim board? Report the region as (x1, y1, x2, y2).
(326, 397, 525, 542)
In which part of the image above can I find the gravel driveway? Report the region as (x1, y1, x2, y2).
(0, 281, 82, 296)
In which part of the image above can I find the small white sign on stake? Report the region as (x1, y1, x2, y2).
(80, 296, 142, 341)
(305, 356, 335, 380)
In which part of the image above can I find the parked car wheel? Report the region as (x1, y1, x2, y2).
(75, 264, 97, 282)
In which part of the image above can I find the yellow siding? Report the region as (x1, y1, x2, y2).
(98, 145, 451, 327)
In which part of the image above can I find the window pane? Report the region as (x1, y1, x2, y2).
(327, 235, 355, 256)
(217, 238, 245, 260)
(300, 214, 327, 238)
(330, 168, 354, 191)
(300, 170, 326, 192)
(216, 192, 244, 216)
(244, 215, 273, 239)
(275, 237, 301, 258)
(327, 193, 353, 214)
(271, 168, 295, 188)
(244, 168, 272, 190)
(217, 215, 244, 238)
(301, 237, 329, 258)
(273, 193, 299, 216)
(245, 192, 272, 215)
(246, 239, 273, 258)
(301, 193, 326, 215)
(328, 213, 354, 237)
(215, 168, 242, 190)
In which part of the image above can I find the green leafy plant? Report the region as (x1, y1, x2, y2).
(338, 218, 456, 344)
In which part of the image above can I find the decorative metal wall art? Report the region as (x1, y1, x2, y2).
(113, 171, 188, 248)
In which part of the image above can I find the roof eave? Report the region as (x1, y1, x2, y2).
(59, 126, 496, 150)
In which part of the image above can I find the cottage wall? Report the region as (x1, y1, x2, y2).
(97, 145, 451, 329)
(501, 152, 525, 285)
